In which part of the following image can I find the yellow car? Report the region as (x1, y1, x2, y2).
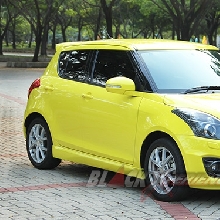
(24, 39, 220, 201)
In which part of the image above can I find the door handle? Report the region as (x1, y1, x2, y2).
(82, 93, 93, 99)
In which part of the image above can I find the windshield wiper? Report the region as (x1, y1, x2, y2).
(183, 86, 220, 94)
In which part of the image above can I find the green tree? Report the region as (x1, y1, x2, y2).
(113, 0, 140, 38)
(147, 0, 214, 40)
(0, 0, 16, 55)
(82, 0, 103, 40)
(205, 0, 220, 45)
(66, 0, 85, 41)
(7, 15, 27, 49)
(9, 0, 64, 61)
(135, 0, 172, 39)
(57, 4, 73, 42)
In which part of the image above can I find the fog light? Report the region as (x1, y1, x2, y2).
(203, 158, 220, 177)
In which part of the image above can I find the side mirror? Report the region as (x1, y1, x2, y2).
(106, 76, 135, 95)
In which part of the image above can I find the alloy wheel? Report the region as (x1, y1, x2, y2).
(28, 123, 48, 163)
(148, 146, 176, 195)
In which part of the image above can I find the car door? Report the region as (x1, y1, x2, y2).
(76, 49, 143, 164)
(44, 49, 94, 151)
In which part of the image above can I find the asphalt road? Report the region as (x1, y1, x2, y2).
(0, 65, 220, 220)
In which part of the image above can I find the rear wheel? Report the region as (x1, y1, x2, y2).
(144, 138, 189, 201)
(26, 117, 61, 169)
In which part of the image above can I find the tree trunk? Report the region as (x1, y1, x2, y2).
(172, 23, 175, 40)
(29, 26, 33, 48)
(115, 24, 120, 39)
(33, 37, 41, 62)
(61, 27, 66, 42)
(0, 7, 11, 55)
(180, 23, 191, 41)
(158, 29, 163, 39)
(52, 26, 56, 50)
(41, 25, 48, 56)
(32, 26, 43, 62)
(175, 21, 181, 40)
(206, 15, 219, 46)
(94, 7, 102, 40)
(213, 29, 217, 46)
(29, 31, 33, 48)
(105, 11, 113, 38)
(77, 17, 82, 41)
(11, 17, 16, 49)
(12, 30, 16, 49)
(207, 25, 218, 46)
(208, 34, 213, 45)
(100, 0, 117, 38)
(0, 37, 3, 55)
(5, 31, 8, 46)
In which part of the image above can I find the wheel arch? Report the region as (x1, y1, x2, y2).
(24, 112, 46, 135)
(140, 131, 182, 169)
(25, 113, 61, 169)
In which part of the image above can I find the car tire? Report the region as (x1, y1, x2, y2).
(26, 117, 61, 169)
(144, 138, 189, 201)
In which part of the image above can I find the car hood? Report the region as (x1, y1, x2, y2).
(163, 93, 220, 116)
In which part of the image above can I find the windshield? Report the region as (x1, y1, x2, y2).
(139, 49, 220, 93)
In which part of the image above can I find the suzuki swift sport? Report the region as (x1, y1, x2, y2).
(24, 39, 220, 201)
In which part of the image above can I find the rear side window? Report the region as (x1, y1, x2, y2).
(58, 50, 90, 82)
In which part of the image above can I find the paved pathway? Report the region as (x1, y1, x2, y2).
(0, 65, 220, 219)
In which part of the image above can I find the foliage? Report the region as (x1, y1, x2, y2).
(1, 0, 220, 58)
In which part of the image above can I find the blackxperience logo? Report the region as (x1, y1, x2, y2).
(86, 167, 145, 187)
(85, 166, 220, 201)
(85, 166, 154, 202)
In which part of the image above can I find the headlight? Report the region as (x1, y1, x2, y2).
(172, 108, 220, 140)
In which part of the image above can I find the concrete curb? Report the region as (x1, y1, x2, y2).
(6, 61, 49, 68)
(0, 54, 51, 68)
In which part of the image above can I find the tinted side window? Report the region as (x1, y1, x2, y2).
(92, 50, 136, 87)
(58, 50, 90, 82)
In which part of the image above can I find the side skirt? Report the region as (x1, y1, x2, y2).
(53, 145, 144, 179)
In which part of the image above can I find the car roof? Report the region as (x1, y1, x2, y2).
(56, 39, 219, 52)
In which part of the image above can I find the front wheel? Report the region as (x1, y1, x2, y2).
(144, 138, 189, 201)
(26, 117, 61, 169)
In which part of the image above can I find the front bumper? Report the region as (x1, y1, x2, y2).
(177, 135, 220, 189)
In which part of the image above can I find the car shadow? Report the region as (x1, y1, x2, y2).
(54, 162, 220, 203)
